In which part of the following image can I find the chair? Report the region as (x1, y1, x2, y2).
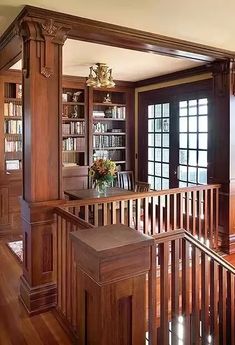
(135, 181, 150, 192)
(116, 171, 150, 192)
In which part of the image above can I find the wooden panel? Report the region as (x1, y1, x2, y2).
(0, 187, 8, 225)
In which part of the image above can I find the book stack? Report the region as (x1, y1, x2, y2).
(63, 137, 85, 151)
(62, 121, 85, 135)
(4, 102, 22, 117)
(93, 135, 125, 148)
(5, 120, 22, 134)
(93, 111, 105, 118)
(5, 138, 22, 152)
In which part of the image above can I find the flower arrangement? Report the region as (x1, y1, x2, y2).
(89, 159, 117, 194)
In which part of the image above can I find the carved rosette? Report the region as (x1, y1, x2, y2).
(18, 18, 70, 78)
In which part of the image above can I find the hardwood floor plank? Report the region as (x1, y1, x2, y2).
(0, 240, 72, 345)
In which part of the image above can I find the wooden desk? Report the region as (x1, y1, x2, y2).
(64, 187, 131, 200)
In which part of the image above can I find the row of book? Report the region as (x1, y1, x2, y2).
(5, 120, 22, 134)
(4, 102, 22, 117)
(6, 159, 21, 170)
(5, 139, 22, 152)
(93, 106, 126, 119)
(93, 149, 124, 161)
(62, 137, 85, 151)
(62, 122, 85, 135)
(93, 135, 125, 148)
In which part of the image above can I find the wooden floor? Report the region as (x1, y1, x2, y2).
(0, 240, 72, 345)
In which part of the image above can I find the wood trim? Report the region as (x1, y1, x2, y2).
(1, 5, 235, 71)
(135, 64, 213, 87)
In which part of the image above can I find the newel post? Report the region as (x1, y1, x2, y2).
(18, 17, 70, 314)
(70, 224, 153, 345)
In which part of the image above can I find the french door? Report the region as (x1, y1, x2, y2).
(139, 82, 212, 190)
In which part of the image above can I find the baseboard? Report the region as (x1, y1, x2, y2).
(19, 275, 57, 315)
(53, 308, 78, 343)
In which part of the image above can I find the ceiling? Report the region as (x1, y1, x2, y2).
(11, 39, 204, 81)
(1, 0, 235, 53)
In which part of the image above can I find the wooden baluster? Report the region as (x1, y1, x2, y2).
(182, 239, 190, 344)
(84, 205, 89, 223)
(127, 199, 133, 228)
(209, 188, 213, 247)
(191, 246, 200, 344)
(171, 239, 180, 344)
(120, 200, 125, 224)
(151, 197, 156, 235)
(179, 193, 184, 229)
(136, 198, 141, 231)
(218, 266, 227, 345)
(210, 259, 219, 345)
(57, 215, 62, 310)
(198, 190, 202, 240)
(186, 192, 190, 232)
(173, 193, 177, 230)
(215, 188, 219, 249)
(159, 241, 169, 345)
(227, 272, 235, 345)
(148, 244, 157, 345)
(67, 221, 72, 321)
(201, 251, 210, 344)
(71, 237, 77, 330)
(94, 204, 99, 227)
(204, 189, 208, 244)
(159, 195, 163, 233)
(192, 191, 196, 237)
(62, 218, 67, 315)
(144, 197, 149, 234)
(111, 201, 117, 225)
(102, 203, 108, 226)
(166, 194, 170, 231)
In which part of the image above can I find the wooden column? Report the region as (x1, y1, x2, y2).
(212, 61, 235, 253)
(70, 224, 153, 345)
(18, 18, 70, 314)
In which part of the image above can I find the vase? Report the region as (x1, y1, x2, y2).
(96, 181, 108, 197)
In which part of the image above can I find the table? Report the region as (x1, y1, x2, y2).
(64, 187, 132, 200)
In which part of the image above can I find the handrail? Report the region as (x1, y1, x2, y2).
(55, 206, 94, 228)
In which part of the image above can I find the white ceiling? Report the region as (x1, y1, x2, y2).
(1, 0, 235, 52)
(11, 39, 204, 81)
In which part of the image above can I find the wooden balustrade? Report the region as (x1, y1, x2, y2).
(62, 184, 220, 249)
(149, 229, 235, 345)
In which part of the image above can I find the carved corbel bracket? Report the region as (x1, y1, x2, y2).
(17, 18, 71, 78)
(212, 60, 230, 97)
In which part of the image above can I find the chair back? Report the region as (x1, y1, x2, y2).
(135, 181, 150, 192)
(117, 171, 134, 191)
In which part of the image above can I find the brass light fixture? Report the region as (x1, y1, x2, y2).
(86, 63, 115, 88)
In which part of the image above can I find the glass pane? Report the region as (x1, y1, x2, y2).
(179, 107, 187, 116)
(155, 177, 161, 190)
(189, 134, 197, 149)
(199, 98, 208, 105)
(189, 100, 197, 107)
(189, 106, 197, 116)
(179, 150, 187, 165)
(189, 117, 197, 132)
(198, 151, 207, 167)
(148, 175, 154, 189)
(162, 163, 169, 178)
(162, 149, 169, 162)
(179, 181, 187, 187)
(199, 116, 208, 132)
(179, 117, 187, 132)
(179, 165, 187, 181)
(162, 119, 169, 132)
(162, 178, 169, 189)
(188, 150, 197, 166)
(179, 101, 187, 108)
(155, 104, 161, 118)
(148, 147, 154, 160)
(148, 161, 154, 175)
(148, 133, 154, 146)
(198, 133, 207, 149)
(155, 148, 161, 161)
(198, 168, 207, 184)
(163, 103, 169, 117)
(155, 119, 162, 132)
(155, 134, 161, 147)
(155, 163, 161, 176)
(179, 134, 187, 148)
(199, 105, 208, 115)
(148, 105, 154, 118)
(148, 119, 154, 132)
(188, 167, 197, 183)
(162, 134, 169, 147)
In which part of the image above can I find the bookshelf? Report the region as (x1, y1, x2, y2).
(4, 82, 22, 171)
(62, 85, 87, 168)
(91, 89, 128, 170)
